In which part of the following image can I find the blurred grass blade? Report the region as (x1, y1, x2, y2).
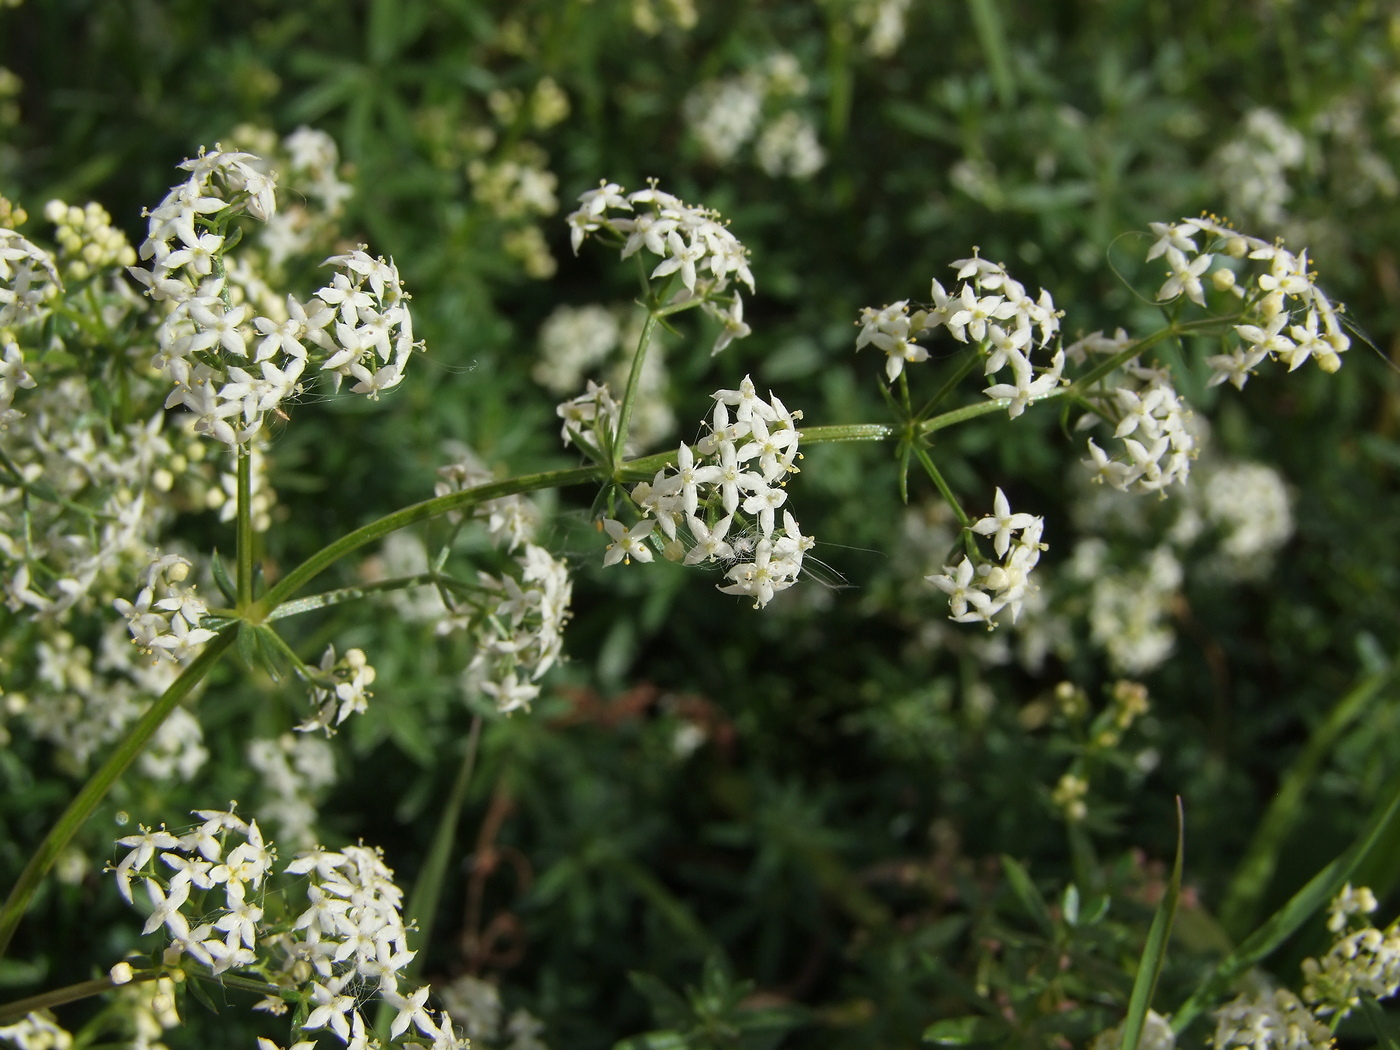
(372, 716, 483, 1032)
(1000, 855, 1056, 937)
(1121, 799, 1183, 1050)
(1220, 670, 1389, 938)
(966, 0, 1015, 107)
(1172, 772, 1400, 1034)
(1361, 994, 1400, 1049)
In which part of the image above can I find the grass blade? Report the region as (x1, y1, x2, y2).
(1220, 671, 1389, 938)
(1121, 798, 1184, 1050)
(1172, 772, 1400, 1034)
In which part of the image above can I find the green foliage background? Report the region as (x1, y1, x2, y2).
(3, 1, 1400, 1047)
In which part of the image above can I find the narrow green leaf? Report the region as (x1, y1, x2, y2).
(185, 972, 220, 1015)
(965, 0, 1015, 107)
(923, 1016, 997, 1045)
(373, 719, 483, 1033)
(1360, 994, 1400, 1050)
(1121, 799, 1184, 1050)
(210, 549, 236, 605)
(1172, 772, 1400, 1034)
(1000, 855, 1056, 937)
(236, 622, 258, 669)
(1220, 670, 1389, 938)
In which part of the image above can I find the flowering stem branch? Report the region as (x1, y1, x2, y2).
(612, 309, 660, 470)
(797, 423, 896, 444)
(236, 450, 253, 608)
(0, 972, 162, 1023)
(250, 466, 602, 618)
(912, 445, 973, 533)
(0, 632, 236, 960)
(916, 352, 981, 422)
(266, 573, 445, 621)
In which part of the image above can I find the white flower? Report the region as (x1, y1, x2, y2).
(603, 518, 655, 565)
(971, 488, 1039, 558)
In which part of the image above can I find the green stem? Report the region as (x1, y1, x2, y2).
(250, 465, 602, 619)
(266, 573, 445, 621)
(916, 352, 981, 422)
(798, 423, 895, 444)
(236, 450, 253, 608)
(0, 972, 160, 1024)
(253, 428, 910, 619)
(918, 396, 1044, 436)
(612, 310, 660, 469)
(913, 445, 972, 531)
(0, 633, 235, 960)
(374, 715, 484, 1033)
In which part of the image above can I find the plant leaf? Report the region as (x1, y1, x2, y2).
(1000, 855, 1056, 937)
(1121, 798, 1183, 1050)
(923, 1016, 998, 1045)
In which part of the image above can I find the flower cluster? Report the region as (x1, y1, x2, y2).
(0, 227, 62, 329)
(565, 180, 754, 355)
(1089, 1008, 1175, 1050)
(296, 646, 378, 735)
(430, 449, 572, 713)
(532, 303, 620, 395)
(113, 808, 275, 973)
(0, 1010, 73, 1050)
(454, 544, 573, 714)
(1144, 216, 1349, 387)
(1080, 360, 1196, 495)
(682, 54, 825, 180)
(856, 251, 1064, 416)
(113, 554, 217, 664)
(112, 808, 466, 1049)
(1301, 887, 1399, 1020)
(437, 974, 551, 1050)
(1211, 988, 1333, 1050)
(434, 447, 541, 552)
(555, 380, 621, 453)
(259, 125, 355, 268)
(926, 488, 1046, 628)
(135, 146, 417, 448)
(605, 377, 814, 609)
(1207, 886, 1400, 1048)
(247, 733, 337, 848)
(0, 339, 35, 425)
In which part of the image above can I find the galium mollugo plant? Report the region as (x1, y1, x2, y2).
(0, 131, 1365, 1050)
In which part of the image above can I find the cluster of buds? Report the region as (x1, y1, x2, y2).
(297, 646, 378, 735)
(1145, 215, 1349, 386)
